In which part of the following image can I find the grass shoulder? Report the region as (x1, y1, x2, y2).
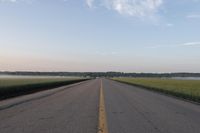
(113, 77, 200, 103)
(0, 78, 89, 100)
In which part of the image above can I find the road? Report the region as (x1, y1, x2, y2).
(0, 78, 200, 133)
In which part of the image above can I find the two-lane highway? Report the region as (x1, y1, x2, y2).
(0, 78, 200, 133)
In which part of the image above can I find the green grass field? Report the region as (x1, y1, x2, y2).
(0, 77, 88, 100)
(113, 78, 200, 103)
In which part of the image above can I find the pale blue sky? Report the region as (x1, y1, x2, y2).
(0, 0, 200, 72)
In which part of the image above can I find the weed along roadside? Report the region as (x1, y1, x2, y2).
(0, 78, 89, 100)
(113, 78, 200, 103)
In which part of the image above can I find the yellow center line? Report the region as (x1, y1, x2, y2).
(98, 79, 109, 133)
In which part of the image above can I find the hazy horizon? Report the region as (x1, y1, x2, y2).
(1, 0, 200, 73)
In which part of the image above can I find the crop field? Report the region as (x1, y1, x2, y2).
(113, 78, 200, 103)
(0, 77, 88, 100)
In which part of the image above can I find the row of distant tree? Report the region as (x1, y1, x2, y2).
(1, 71, 200, 78)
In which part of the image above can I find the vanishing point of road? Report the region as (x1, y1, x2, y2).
(0, 79, 200, 133)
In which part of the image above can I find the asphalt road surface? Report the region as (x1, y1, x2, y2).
(0, 78, 200, 133)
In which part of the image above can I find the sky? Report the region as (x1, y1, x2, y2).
(0, 0, 200, 72)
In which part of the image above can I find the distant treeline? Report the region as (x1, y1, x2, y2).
(1, 71, 200, 78)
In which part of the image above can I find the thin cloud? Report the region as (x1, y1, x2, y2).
(86, 0, 94, 8)
(147, 42, 200, 49)
(182, 42, 200, 46)
(87, 0, 163, 17)
(0, 0, 32, 3)
(0, 0, 180, 20)
(0, 0, 17, 2)
(166, 23, 174, 27)
(95, 51, 118, 56)
(187, 14, 200, 19)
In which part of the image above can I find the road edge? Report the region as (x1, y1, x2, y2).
(0, 79, 91, 110)
(112, 79, 200, 105)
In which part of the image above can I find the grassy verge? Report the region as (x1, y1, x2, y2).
(0, 78, 89, 100)
(113, 78, 200, 103)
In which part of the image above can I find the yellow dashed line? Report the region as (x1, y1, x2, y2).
(98, 79, 109, 133)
